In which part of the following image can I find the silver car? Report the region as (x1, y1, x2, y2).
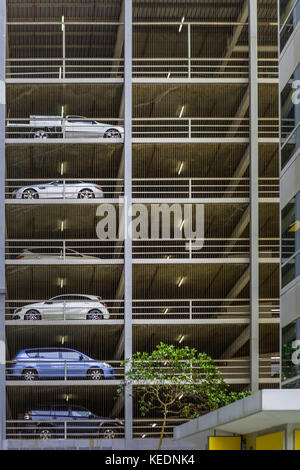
(16, 248, 100, 261)
(12, 181, 104, 199)
(12, 294, 110, 321)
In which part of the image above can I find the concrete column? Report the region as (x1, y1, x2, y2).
(124, 0, 133, 447)
(248, 0, 260, 392)
(0, 0, 6, 449)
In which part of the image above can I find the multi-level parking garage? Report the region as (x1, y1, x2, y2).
(0, 0, 280, 449)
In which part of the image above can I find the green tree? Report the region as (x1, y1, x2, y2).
(117, 342, 250, 449)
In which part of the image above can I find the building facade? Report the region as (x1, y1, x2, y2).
(280, 0, 300, 388)
(0, 0, 279, 450)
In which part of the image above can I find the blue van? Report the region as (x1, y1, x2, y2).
(9, 348, 115, 380)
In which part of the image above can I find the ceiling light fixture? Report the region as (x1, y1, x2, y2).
(178, 16, 185, 32)
(178, 276, 184, 287)
(179, 105, 185, 118)
(178, 335, 185, 344)
(178, 161, 184, 175)
(179, 220, 184, 231)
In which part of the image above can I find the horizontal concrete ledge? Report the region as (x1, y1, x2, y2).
(6, 79, 124, 84)
(6, 379, 278, 388)
(5, 138, 124, 144)
(6, 380, 121, 386)
(5, 260, 124, 265)
(6, 198, 121, 205)
(133, 78, 250, 84)
(5, 198, 280, 205)
(5, 318, 279, 327)
(5, 320, 124, 326)
(174, 390, 300, 440)
(5, 138, 279, 145)
(5, 437, 199, 450)
(132, 138, 279, 144)
(133, 198, 279, 203)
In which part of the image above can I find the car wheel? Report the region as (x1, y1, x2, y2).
(87, 309, 102, 320)
(87, 367, 103, 381)
(22, 368, 38, 381)
(24, 310, 41, 321)
(78, 189, 95, 199)
(104, 128, 121, 138)
(37, 427, 53, 440)
(101, 427, 118, 439)
(22, 189, 39, 199)
(33, 129, 49, 139)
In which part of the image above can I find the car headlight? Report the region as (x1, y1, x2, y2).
(102, 362, 112, 368)
(14, 308, 22, 314)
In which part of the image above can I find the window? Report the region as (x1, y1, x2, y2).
(282, 319, 300, 381)
(38, 351, 60, 359)
(281, 192, 300, 287)
(61, 351, 81, 360)
(281, 63, 300, 168)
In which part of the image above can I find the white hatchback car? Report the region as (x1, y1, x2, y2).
(13, 294, 110, 321)
(12, 181, 104, 200)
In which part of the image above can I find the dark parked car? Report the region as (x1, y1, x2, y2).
(10, 405, 123, 439)
(9, 348, 115, 380)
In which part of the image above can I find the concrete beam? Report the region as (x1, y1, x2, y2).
(220, 0, 248, 73)
(226, 267, 250, 299)
(221, 325, 250, 359)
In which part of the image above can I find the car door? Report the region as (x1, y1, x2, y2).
(64, 181, 80, 199)
(61, 350, 84, 378)
(41, 300, 65, 320)
(37, 350, 65, 379)
(64, 296, 84, 320)
(68, 407, 94, 438)
(41, 181, 63, 199)
(65, 119, 96, 138)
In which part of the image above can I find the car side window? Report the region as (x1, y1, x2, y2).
(26, 351, 39, 358)
(61, 351, 81, 360)
(38, 351, 60, 359)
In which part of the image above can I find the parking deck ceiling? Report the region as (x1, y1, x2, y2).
(5, 264, 124, 300)
(6, 324, 123, 360)
(5, 263, 279, 302)
(5, 142, 278, 180)
(133, 323, 249, 358)
(133, 322, 279, 358)
(132, 263, 264, 299)
(6, 202, 278, 239)
(132, 143, 278, 178)
(6, 144, 123, 179)
(6, 0, 277, 23)
(7, 0, 123, 22)
(132, 83, 278, 119)
(6, 84, 123, 119)
(6, 385, 120, 419)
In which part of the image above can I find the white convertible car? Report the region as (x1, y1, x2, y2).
(12, 294, 110, 320)
(12, 181, 104, 199)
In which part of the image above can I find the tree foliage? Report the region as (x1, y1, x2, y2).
(117, 343, 251, 448)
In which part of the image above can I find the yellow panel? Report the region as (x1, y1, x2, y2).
(294, 430, 300, 450)
(209, 437, 241, 450)
(256, 432, 283, 450)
